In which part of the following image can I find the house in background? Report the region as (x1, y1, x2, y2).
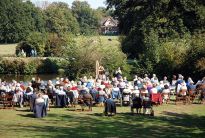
(100, 16, 119, 35)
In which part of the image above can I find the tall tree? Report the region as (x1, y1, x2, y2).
(107, 0, 205, 58)
(95, 7, 114, 19)
(72, 1, 100, 35)
(107, 0, 205, 78)
(0, 0, 45, 43)
(44, 2, 80, 36)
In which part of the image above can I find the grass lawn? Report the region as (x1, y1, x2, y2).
(0, 44, 17, 56)
(0, 103, 204, 138)
(0, 36, 119, 57)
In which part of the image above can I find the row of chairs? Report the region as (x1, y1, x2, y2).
(0, 93, 14, 109)
(175, 89, 205, 105)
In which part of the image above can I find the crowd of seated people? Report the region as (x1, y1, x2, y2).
(0, 72, 205, 117)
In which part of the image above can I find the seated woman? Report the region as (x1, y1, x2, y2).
(42, 91, 49, 111)
(115, 67, 122, 80)
(111, 85, 121, 100)
(55, 85, 67, 107)
(34, 92, 47, 118)
(98, 88, 107, 106)
(66, 86, 75, 107)
(55, 85, 66, 95)
(162, 85, 170, 104)
(132, 86, 140, 98)
(150, 83, 158, 94)
(104, 95, 116, 116)
(90, 87, 98, 103)
(47, 80, 55, 94)
(24, 82, 34, 103)
(29, 91, 37, 112)
(131, 94, 142, 114)
(140, 86, 148, 98)
(179, 81, 187, 96)
(12, 83, 24, 108)
(78, 91, 93, 111)
(142, 94, 154, 116)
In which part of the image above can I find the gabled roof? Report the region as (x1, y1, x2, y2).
(100, 16, 118, 27)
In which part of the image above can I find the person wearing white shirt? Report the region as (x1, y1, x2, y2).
(162, 85, 170, 103)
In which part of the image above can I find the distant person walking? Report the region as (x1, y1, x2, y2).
(34, 49, 37, 57)
(31, 49, 35, 57)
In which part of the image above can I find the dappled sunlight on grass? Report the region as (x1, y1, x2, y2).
(0, 104, 205, 138)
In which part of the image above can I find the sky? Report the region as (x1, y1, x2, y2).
(31, 0, 106, 9)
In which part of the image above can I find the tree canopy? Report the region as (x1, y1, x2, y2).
(107, 0, 205, 80)
(72, 1, 100, 35)
(0, 0, 106, 43)
(44, 2, 79, 36)
(0, 0, 45, 43)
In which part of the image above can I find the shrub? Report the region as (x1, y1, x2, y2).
(0, 57, 68, 75)
(62, 36, 131, 79)
(58, 69, 65, 75)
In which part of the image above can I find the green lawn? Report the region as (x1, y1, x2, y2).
(0, 44, 17, 56)
(74, 35, 120, 48)
(0, 103, 204, 138)
(0, 36, 119, 57)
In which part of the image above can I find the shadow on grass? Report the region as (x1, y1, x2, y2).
(12, 110, 205, 138)
(17, 113, 34, 118)
(15, 109, 31, 112)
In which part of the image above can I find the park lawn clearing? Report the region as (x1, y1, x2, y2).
(0, 36, 120, 57)
(0, 44, 17, 56)
(0, 104, 204, 138)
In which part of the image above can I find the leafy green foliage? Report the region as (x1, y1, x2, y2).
(0, 57, 68, 75)
(0, 0, 45, 43)
(44, 2, 79, 36)
(62, 36, 130, 79)
(16, 32, 47, 57)
(72, 1, 100, 35)
(107, 0, 205, 80)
